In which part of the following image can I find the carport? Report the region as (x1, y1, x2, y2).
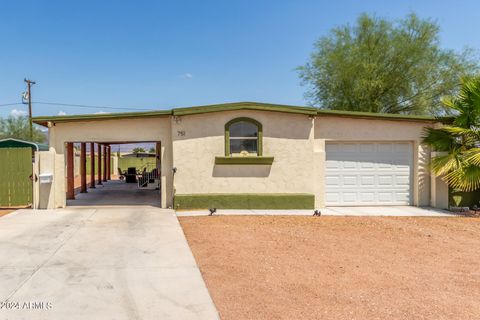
(33, 111, 174, 209)
(65, 141, 162, 207)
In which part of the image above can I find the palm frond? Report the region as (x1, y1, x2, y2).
(422, 127, 458, 152)
(430, 152, 463, 176)
(443, 165, 480, 192)
(442, 126, 480, 146)
(465, 148, 480, 166)
(432, 77, 480, 192)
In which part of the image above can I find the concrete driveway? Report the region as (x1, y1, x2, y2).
(0, 207, 219, 320)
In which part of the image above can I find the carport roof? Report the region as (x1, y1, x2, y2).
(33, 101, 443, 126)
(0, 138, 49, 151)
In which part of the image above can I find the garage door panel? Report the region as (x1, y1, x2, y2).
(396, 175, 410, 185)
(360, 192, 375, 202)
(378, 192, 394, 202)
(396, 192, 410, 202)
(342, 144, 357, 152)
(325, 176, 340, 185)
(378, 175, 393, 185)
(325, 142, 412, 206)
(395, 143, 412, 152)
(326, 192, 341, 202)
(377, 143, 394, 152)
(342, 161, 358, 169)
(342, 193, 357, 202)
(360, 176, 375, 185)
(343, 176, 357, 185)
(378, 161, 394, 169)
(360, 143, 375, 152)
(325, 143, 340, 152)
(359, 162, 375, 169)
(326, 161, 341, 169)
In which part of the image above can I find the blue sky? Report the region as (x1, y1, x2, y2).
(0, 0, 478, 117)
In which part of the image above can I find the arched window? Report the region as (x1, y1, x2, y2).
(225, 118, 263, 156)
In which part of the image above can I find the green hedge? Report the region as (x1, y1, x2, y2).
(450, 189, 480, 207)
(174, 193, 315, 210)
(118, 157, 156, 172)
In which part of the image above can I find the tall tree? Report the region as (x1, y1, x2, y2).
(0, 115, 46, 143)
(298, 13, 478, 115)
(132, 147, 146, 154)
(423, 76, 480, 192)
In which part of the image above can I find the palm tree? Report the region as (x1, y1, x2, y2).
(423, 77, 480, 192)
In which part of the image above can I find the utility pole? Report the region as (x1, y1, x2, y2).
(24, 78, 36, 140)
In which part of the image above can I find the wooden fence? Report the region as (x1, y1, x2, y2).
(0, 148, 32, 207)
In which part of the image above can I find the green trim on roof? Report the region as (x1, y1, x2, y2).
(316, 109, 438, 122)
(173, 102, 317, 116)
(33, 101, 447, 127)
(33, 109, 171, 126)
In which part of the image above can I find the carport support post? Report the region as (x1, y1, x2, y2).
(90, 143, 95, 188)
(80, 142, 87, 193)
(66, 142, 75, 200)
(102, 145, 107, 182)
(97, 144, 103, 186)
(107, 145, 111, 180)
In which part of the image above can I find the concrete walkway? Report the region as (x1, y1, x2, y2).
(68, 179, 161, 207)
(177, 206, 454, 217)
(0, 207, 219, 320)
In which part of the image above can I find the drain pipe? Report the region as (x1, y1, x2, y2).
(172, 167, 177, 209)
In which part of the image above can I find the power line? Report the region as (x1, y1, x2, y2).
(33, 102, 155, 111)
(0, 101, 156, 111)
(0, 102, 24, 107)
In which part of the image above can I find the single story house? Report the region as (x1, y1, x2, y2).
(33, 102, 449, 210)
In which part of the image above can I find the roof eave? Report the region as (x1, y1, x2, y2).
(172, 102, 317, 116)
(316, 109, 441, 123)
(32, 110, 172, 127)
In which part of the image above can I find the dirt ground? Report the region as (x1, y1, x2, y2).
(180, 216, 480, 320)
(0, 209, 16, 217)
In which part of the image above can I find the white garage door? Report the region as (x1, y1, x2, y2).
(325, 142, 412, 206)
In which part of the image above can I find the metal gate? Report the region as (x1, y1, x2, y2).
(0, 148, 33, 207)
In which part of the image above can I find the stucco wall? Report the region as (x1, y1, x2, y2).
(314, 116, 434, 207)
(171, 110, 315, 196)
(32, 150, 65, 209)
(43, 111, 448, 209)
(47, 117, 173, 208)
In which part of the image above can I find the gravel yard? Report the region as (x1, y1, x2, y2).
(180, 215, 480, 320)
(0, 209, 16, 217)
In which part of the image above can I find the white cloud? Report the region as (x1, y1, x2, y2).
(57, 111, 67, 116)
(180, 73, 193, 79)
(94, 111, 110, 114)
(10, 109, 28, 117)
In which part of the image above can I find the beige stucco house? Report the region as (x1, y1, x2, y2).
(33, 102, 449, 210)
